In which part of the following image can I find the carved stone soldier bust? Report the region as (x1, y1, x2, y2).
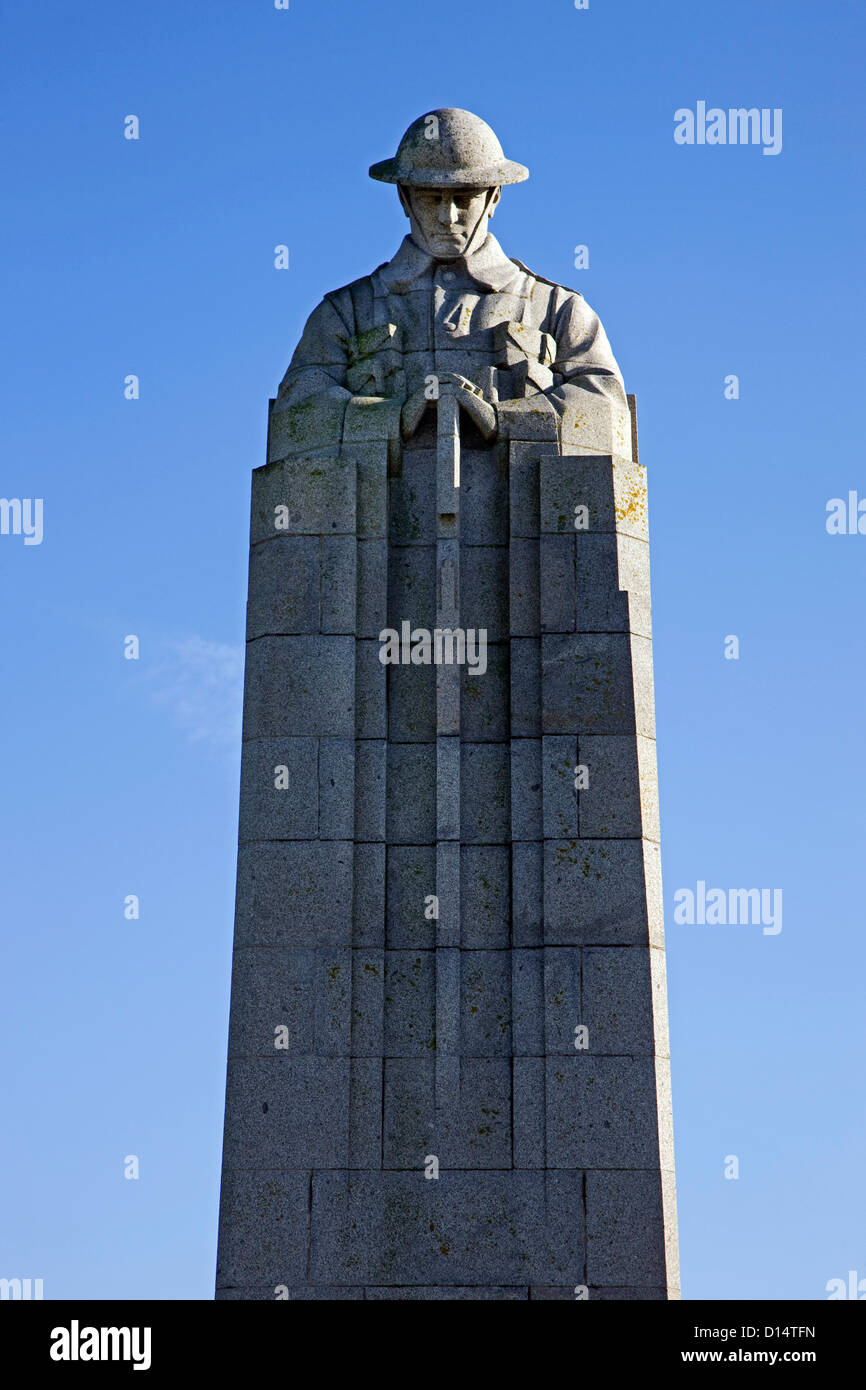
(272, 108, 631, 462)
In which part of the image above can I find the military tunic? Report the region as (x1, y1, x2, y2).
(276, 231, 627, 439)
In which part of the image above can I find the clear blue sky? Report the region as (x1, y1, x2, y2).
(2, 0, 864, 1300)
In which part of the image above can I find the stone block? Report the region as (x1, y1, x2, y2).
(542, 735, 579, 839)
(312, 947, 352, 1055)
(500, 400, 559, 443)
(352, 441, 388, 540)
(616, 533, 652, 639)
(318, 737, 355, 840)
(560, 395, 633, 459)
(246, 537, 319, 638)
(459, 449, 507, 544)
(509, 538, 539, 635)
(436, 954, 460, 1057)
(386, 744, 436, 843)
(512, 951, 544, 1055)
(541, 634, 636, 736)
(383, 950, 435, 1057)
(585, 1170, 667, 1287)
(575, 533, 629, 633)
(387, 657, 436, 742)
(543, 947, 582, 1054)
(387, 545, 437, 628)
(309, 1171, 584, 1285)
(541, 454, 648, 542)
(342, 396, 401, 445)
(546, 1057, 660, 1167)
(382, 1058, 434, 1167)
(543, 839, 651, 946)
(578, 733, 643, 839)
(510, 738, 543, 841)
(354, 739, 386, 841)
(509, 446, 541, 538)
(436, 737, 460, 840)
(226, 947, 314, 1058)
(235, 841, 354, 946)
(383, 1059, 512, 1169)
(645, 839, 665, 951)
(252, 450, 355, 538)
(460, 845, 510, 948)
(436, 843, 461, 947)
(461, 743, 510, 842)
(386, 845, 435, 948)
(355, 639, 387, 738)
(238, 737, 318, 842)
(321, 536, 356, 633)
(509, 638, 541, 736)
(217, 1286, 365, 1300)
(356, 539, 387, 636)
(351, 951, 384, 1056)
(461, 546, 508, 637)
(583, 947, 656, 1056)
(460, 642, 508, 742)
(243, 636, 355, 738)
(630, 633, 657, 740)
(353, 842, 385, 948)
(216, 1171, 309, 1289)
(460, 951, 512, 1055)
(267, 389, 349, 460)
(512, 841, 543, 947)
(540, 534, 576, 633)
(365, 1286, 528, 1300)
(529, 1284, 665, 1300)
(389, 450, 435, 544)
(222, 1057, 350, 1168)
(349, 1056, 383, 1169)
(513, 1056, 545, 1168)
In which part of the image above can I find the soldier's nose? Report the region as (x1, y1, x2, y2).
(439, 198, 460, 225)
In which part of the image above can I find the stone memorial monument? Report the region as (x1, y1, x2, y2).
(216, 109, 679, 1300)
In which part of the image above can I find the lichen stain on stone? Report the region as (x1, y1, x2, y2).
(615, 476, 648, 532)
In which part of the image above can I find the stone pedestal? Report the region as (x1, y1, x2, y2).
(216, 394, 679, 1300)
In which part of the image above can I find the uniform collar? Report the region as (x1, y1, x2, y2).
(378, 232, 521, 293)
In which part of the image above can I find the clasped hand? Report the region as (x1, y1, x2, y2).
(400, 372, 497, 442)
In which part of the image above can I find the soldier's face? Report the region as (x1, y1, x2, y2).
(400, 185, 500, 259)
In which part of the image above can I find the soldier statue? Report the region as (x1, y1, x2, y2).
(217, 107, 678, 1301)
(274, 107, 629, 458)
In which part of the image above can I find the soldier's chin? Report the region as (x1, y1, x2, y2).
(428, 234, 465, 258)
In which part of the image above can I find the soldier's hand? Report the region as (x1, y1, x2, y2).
(439, 372, 498, 441)
(400, 373, 498, 443)
(400, 383, 432, 441)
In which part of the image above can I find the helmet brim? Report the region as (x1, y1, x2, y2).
(369, 158, 529, 187)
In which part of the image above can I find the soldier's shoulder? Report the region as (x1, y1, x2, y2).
(313, 267, 388, 328)
(509, 257, 586, 301)
(321, 266, 386, 303)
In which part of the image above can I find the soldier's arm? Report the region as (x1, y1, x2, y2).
(547, 287, 628, 411)
(275, 291, 355, 408)
(496, 287, 628, 440)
